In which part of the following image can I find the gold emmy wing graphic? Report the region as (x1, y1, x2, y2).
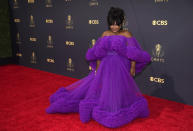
(45, 0, 53, 7)
(31, 51, 37, 64)
(29, 15, 35, 27)
(152, 43, 165, 63)
(66, 58, 75, 72)
(65, 15, 73, 29)
(90, 39, 96, 48)
(47, 35, 54, 48)
(13, 0, 19, 8)
(16, 32, 21, 44)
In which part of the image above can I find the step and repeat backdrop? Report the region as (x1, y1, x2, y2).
(9, 0, 193, 106)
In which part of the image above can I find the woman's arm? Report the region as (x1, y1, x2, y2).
(130, 61, 136, 76)
(124, 31, 136, 76)
(96, 60, 100, 71)
(95, 60, 100, 76)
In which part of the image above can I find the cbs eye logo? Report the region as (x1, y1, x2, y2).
(152, 20, 168, 25)
(89, 20, 99, 24)
(47, 58, 55, 63)
(14, 18, 21, 23)
(150, 77, 164, 83)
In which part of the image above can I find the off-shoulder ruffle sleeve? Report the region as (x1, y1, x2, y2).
(85, 36, 151, 73)
(126, 37, 151, 74)
(85, 37, 107, 70)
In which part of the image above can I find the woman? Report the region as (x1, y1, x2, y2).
(46, 6, 151, 128)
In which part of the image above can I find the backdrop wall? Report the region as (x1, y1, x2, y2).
(0, 0, 12, 58)
(8, 0, 193, 106)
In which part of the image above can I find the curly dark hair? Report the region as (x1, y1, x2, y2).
(107, 6, 125, 31)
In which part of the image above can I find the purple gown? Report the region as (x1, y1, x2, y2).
(45, 35, 151, 128)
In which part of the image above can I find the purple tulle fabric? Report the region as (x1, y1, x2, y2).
(45, 35, 151, 128)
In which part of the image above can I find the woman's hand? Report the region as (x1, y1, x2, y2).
(130, 67, 135, 77)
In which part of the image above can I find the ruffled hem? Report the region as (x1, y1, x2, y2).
(46, 87, 80, 113)
(46, 99, 80, 113)
(46, 93, 150, 128)
(49, 87, 69, 103)
(79, 97, 150, 128)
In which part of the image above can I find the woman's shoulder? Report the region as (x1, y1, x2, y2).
(101, 30, 110, 37)
(101, 30, 133, 38)
(123, 31, 133, 38)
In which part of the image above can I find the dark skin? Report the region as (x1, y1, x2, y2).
(95, 26, 136, 77)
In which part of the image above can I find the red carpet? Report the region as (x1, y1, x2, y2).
(0, 64, 193, 130)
